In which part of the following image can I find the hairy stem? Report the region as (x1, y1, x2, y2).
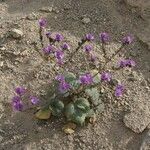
(64, 39, 86, 65)
(39, 27, 44, 48)
(93, 44, 125, 78)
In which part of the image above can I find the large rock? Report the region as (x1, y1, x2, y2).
(137, 27, 150, 50)
(124, 0, 150, 20)
(140, 130, 150, 150)
(123, 105, 150, 133)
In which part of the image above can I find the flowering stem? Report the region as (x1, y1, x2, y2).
(65, 39, 86, 65)
(102, 42, 107, 60)
(32, 42, 48, 62)
(93, 44, 125, 78)
(102, 43, 125, 69)
(39, 27, 44, 48)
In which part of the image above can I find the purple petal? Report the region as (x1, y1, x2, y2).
(29, 96, 39, 105)
(15, 86, 26, 95)
(61, 43, 70, 50)
(99, 32, 109, 42)
(122, 36, 133, 44)
(84, 44, 93, 53)
(79, 73, 93, 84)
(101, 72, 111, 82)
(59, 82, 70, 92)
(55, 75, 65, 82)
(11, 96, 23, 111)
(85, 33, 94, 41)
(38, 17, 47, 27)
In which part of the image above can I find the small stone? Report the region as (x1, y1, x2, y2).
(26, 13, 38, 20)
(123, 106, 150, 133)
(0, 135, 3, 142)
(82, 17, 91, 24)
(0, 61, 4, 67)
(9, 29, 23, 39)
(40, 7, 53, 13)
(0, 46, 5, 51)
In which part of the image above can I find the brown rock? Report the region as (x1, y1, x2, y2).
(123, 105, 150, 133)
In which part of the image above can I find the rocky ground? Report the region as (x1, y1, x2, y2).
(0, 0, 150, 150)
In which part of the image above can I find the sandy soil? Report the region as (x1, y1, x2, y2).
(0, 0, 150, 150)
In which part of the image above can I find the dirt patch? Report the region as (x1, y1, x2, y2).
(0, 0, 150, 150)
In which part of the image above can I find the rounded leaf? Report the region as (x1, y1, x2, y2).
(74, 98, 90, 110)
(35, 109, 51, 120)
(65, 103, 75, 120)
(49, 100, 64, 116)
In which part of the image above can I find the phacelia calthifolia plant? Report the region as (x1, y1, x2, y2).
(11, 17, 136, 134)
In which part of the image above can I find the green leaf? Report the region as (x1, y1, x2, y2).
(65, 98, 90, 125)
(47, 80, 59, 98)
(49, 100, 64, 116)
(64, 72, 79, 89)
(72, 112, 86, 126)
(64, 72, 76, 83)
(35, 109, 51, 120)
(86, 109, 95, 118)
(85, 88, 100, 105)
(74, 98, 90, 112)
(65, 103, 75, 120)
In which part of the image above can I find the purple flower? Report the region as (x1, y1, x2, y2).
(15, 86, 26, 95)
(38, 17, 47, 27)
(79, 73, 93, 84)
(29, 96, 39, 105)
(55, 75, 65, 82)
(45, 32, 51, 38)
(118, 59, 127, 68)
(43, 45, 53, 54)
(59, 82, 70, 92)
(114, 84, 124, 97)
(99, 32, 109, 42)
(61, 43, 70, 50)
(11, 96, 23, 111)
(101, 72, 111, 82)
(53, 33, 63, 42)
(90, 53, 97, 62)
(84, 44, 93, 53)
(122, 36, 133, 44)
(118, 59, 136, 68)
(85, 33, 94, 41)
(55, 50, 64, 59)
(126, 59, 136, 67)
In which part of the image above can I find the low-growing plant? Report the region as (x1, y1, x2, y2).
(11, 17, 136, 133)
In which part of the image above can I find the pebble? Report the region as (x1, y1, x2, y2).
(9, 29, 23, 39)
(0, 135, 3, 142)
(81, 17, 91, 24)
(39, 7, 53, 13)
(26, 13, 38, 20)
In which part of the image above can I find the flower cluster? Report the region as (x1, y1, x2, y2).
(38, 17, 47, 27)
(79, 73, 93, 84)
(114, 84, 124, 97)
(118, 59, 136, 68)
(122, 36, 133, 44)
(99, 32, 109, 43)
(101, 72, 111, 82)
(55, 75, 71, 92)
(11, 86, 39, 111)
